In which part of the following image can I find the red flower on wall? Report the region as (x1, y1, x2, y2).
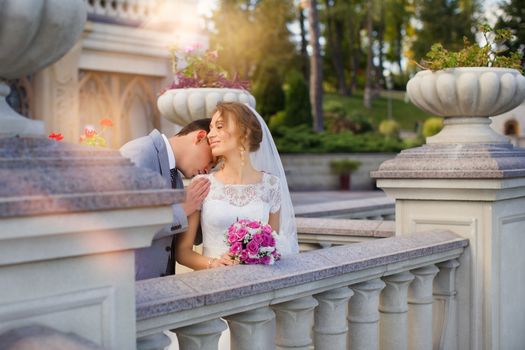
(48, 133, 64, 141)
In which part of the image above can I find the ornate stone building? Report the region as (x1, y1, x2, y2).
(7, 0, 207, 148)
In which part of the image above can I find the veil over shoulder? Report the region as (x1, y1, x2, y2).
(245, 104, 299, 255)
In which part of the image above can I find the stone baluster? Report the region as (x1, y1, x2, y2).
(379, 271, 415, 350)
(433, 259, 460, 350)
(408, 265, 440, 350)
(313, 287, 354, 350)
(225, 306, 276, 350)
(272, 295, 319, 350)
(137, 333, 171, 350)
(175, 318, 228, 350)
(347, 279, 386, 350)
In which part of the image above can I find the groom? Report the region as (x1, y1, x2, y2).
(120, 119, 215, 280)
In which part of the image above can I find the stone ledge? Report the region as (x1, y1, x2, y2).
(0, 137, 181, 217)
(135, 230, 467, 320)
(294, 197, 394, 217)
(296, 217, 394, 238)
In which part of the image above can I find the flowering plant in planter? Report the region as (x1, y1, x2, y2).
(164, 43, 249, 91)
(416, 24, 523, 72)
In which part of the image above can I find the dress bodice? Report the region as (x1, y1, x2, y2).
(196, 172, 281, 258)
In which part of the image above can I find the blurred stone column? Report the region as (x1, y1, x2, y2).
(0, 137, 181, 349)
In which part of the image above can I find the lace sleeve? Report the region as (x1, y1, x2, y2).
(268, 175, 282, 213)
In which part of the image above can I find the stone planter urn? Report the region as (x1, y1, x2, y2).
(407, 67, 525, 144)
(0, 0, 87, 137)
(157, 88, 256, 125)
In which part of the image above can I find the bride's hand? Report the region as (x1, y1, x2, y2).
(208, 254, 236, 268)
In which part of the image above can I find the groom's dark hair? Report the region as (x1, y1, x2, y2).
(174, 118, 211, 137)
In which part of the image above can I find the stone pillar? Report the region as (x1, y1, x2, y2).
(272, 295, 318, 350)
(175, 318, 228, 350)
(137, 333, 171, 350)
(379, 271, 414, 350)
(225, 306, 276, 350)
(33, 41, 83, 140)
(433, 259, 460, 350)
(408, 265, 439, 350)
(0, 137, 180, 350)
(373, 130, 525, 349)
(347, 279, 385, 350)
(313, 287, 354, 350)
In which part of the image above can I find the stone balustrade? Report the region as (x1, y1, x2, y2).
(85, 0, 164, 23)
(294, 196, 395, 220)
(136, 230, 467, 350)
(296, 217, 394, 250)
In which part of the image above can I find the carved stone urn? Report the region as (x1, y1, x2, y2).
(157, 88, 256, 125)
(0, 0, 87, 137)
(407, 67, 525, 144)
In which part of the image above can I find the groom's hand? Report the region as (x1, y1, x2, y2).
(182, 177, 210, 216)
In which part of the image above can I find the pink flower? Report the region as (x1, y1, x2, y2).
(261, 233, 273, 246)
(260, 256, 271, 265)
(262, 225, 272, 234)
(247, 240, 260, 255)
(230, 242, 242, 255)
(247, 221, 261, 229)
(227, 232, 238, 244)
(240, 250, 249, 262)
(236, 227, 248, 240)
(252, 234, 264, 244)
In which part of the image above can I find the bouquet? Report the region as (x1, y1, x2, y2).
(225, 219, 281, 265)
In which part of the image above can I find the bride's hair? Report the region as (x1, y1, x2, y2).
(214, 102, 263, 152)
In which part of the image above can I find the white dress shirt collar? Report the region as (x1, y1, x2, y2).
(161, 133, 176, 170)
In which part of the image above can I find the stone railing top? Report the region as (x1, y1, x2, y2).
(372, 143, 525, 179)
(0, 137, 182, 217)
(294, 196, 394, 217)
(296, 217, 394, 238)
(136, 230, 467, 321)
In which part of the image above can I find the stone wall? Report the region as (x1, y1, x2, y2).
(281, 153, 396, 191)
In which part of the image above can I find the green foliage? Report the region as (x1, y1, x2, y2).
(330, 159, 362, 174)
(422, 117, 444, 137)
(495, 0, 525, 71)
(272, 125, 408, 154)
(324, 101, 373, 134)
(253, 66, 285, 122)
(420, 25, 523, 72)
(378, 119, 401, 138)
(283, 70, 312, 127)
(324, 92, 431, 131)
(269, 111, 286, 131)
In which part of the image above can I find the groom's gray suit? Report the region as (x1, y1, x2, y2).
(120, 129, 187, 280)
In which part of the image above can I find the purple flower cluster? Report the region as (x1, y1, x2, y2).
(161, 45, 250, 92)
(225, 219, 281, 265)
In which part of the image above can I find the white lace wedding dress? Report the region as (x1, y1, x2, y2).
(199, 172, 282, 258)
(169, 171, 283, 350)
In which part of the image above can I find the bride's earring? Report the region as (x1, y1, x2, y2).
(240, 146, 245, 167)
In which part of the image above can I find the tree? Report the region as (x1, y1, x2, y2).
(209, 0, 297, 83)
(410, 0, 480, 62)
(306, 0, 324, 132)
(384, 0, 413, 74)
(363, 0, 374, 108)
(495, 0, 525, 70)
(324, 0, 349, 96)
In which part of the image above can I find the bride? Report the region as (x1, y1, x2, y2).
(175, 101, 299, 270)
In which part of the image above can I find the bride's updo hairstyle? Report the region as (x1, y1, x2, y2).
(214, 102, 263, 152)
